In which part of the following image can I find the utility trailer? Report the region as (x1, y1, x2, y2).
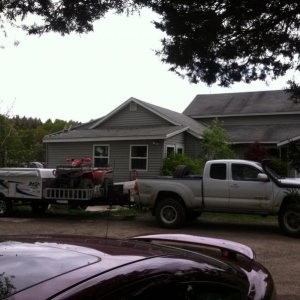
(0, 167, 132, 216)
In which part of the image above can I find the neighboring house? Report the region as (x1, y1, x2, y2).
(43, 97, 206, 182)
(183, 90, 300, 160)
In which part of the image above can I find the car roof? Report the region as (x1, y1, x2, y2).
(0, 234, 249, 299)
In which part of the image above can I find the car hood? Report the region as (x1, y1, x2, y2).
(278, 178, 300, 185)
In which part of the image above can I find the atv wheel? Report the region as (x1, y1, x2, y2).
(79, 178, 94, 189)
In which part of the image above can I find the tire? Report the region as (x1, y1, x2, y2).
(279, 204, 300, 237)
(31, 203, 49, 214)
(0, 197, 12, 217)
(155, 198, 186, 228)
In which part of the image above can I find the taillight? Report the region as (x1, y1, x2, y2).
(133, 180, 138, 193)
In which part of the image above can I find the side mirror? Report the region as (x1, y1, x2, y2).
(257, 173, 269, 182)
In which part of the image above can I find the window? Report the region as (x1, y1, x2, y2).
(165, 144, 184, 157)
(210, 163, 227, 180)
(130, 102, 137, 111)
(94, 145, 109, 168)
(177, 146, 184, 154)
(166, 145, 175, 156)
(130, 145, 148, 170)
(232, 164, 261, 181)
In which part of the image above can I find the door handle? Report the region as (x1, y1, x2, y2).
(230, 184, 239, 188)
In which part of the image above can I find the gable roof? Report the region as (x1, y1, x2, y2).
(44, 97, 207, 143)
(89, 97, 206, 136)
(183, 90, 299, 118)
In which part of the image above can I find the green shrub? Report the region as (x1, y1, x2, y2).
(268, 157, 288, 177)
(161, 153, 202, 176)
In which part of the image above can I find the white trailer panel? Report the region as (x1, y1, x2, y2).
(0, 168, 55, 199)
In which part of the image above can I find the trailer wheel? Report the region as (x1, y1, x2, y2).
(0, 197, 12, 217)
(279, 204, 300, 237)
(31, 203, 49, 215)
(156, 198, 186, 228)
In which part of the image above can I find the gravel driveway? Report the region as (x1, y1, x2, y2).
(0, 209, 299, 300)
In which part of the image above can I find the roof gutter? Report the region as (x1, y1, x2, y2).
(277, 136, 300, 147)
(43, 135, 167, 143)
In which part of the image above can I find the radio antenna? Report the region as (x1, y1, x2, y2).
(105, 207, 110, 239)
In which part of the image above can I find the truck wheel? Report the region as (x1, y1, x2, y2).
(156, 198, 186, 228)
(0, 198, 12, 217)
(279, 204, 300, 237)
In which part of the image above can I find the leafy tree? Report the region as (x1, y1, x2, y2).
(0, 114, 11, 166)
(1, 1, 300, 90)
(243, 141, 268, 162)
(199, 119, 235, 163)
(267, 157, 288, 178)
(0, 108, 80, 166)
(0, 273, 16, 299)
(288, 141, 300, 172)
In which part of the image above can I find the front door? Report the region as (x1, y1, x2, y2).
(229, 163, 273, 212)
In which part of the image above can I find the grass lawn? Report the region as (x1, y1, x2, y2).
(200, 212, 277, 224)
(11, 204, 277, 225)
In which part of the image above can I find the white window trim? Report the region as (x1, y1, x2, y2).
(165, 144, 185, 157)
(93, 144, 110, 167)
(165, 144, 175, 157)
(176, 144, 184, 154)
(130, 144, 148, 171)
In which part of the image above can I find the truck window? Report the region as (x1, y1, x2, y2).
(232, 164, 260, 181)
(210, 164, 226, 180)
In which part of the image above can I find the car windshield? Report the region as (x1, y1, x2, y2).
(0, 241, 100, 298)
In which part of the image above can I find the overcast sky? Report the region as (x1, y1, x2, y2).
(0, 9, 297, 123)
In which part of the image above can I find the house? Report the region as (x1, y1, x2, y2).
(183, 90, 300, 159)
(43, 97, 206, 182)
(43, 90, 300, 181)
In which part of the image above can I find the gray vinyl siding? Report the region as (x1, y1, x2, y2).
(184, 133, 201, 159)
(99, 104, 171, 128)
(165, 133, 185, 145)
(138, 140, 164, 179)
(46, 142, 94, 168)
(45, 139, 164, 182)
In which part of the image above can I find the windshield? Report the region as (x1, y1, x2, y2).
(0, 241, 100, 298)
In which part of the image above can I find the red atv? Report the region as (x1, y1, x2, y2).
(53, 157, 112, 189)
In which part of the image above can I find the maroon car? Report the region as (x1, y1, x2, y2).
(0, 234, 276, 300)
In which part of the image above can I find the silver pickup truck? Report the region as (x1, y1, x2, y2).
(135, 159, 300, 237)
